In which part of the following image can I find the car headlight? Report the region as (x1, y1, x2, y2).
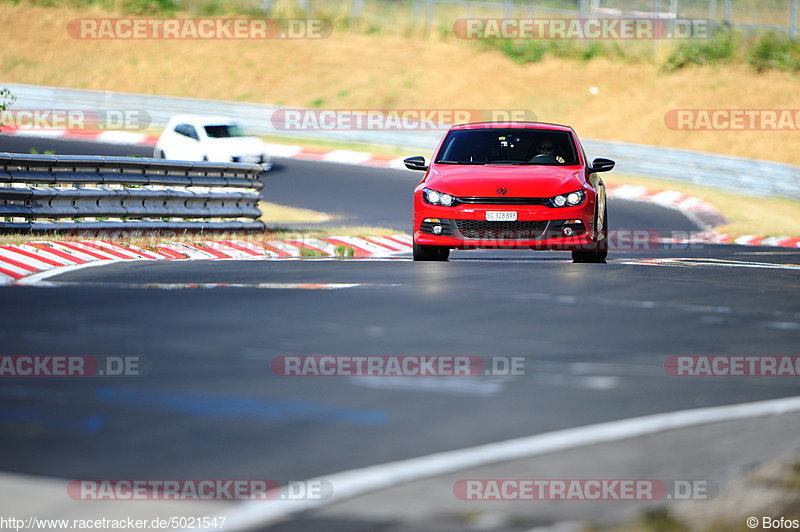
(550, 190, 585, 208)
(424, 188, 457, 206)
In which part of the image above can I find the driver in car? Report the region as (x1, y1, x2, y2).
(529, 141, 565, 164)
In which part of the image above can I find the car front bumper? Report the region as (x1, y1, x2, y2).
(413, 197, 597, 250)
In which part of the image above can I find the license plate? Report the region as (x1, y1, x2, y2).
(486, 211, 517, 221)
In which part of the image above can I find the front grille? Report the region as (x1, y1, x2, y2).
(457, 197, 549, 206)
(455, 220, 548, 240)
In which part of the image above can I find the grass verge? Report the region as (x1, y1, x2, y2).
(591, 456, 800, 532)
(3, 4, 800, 166)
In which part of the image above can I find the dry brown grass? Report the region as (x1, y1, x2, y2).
(2, 4, 800, 166)
(259, 201, 335, 223)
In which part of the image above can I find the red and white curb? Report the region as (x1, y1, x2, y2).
(0, 235, 413, 286)
(604, 183, 800, 250)
(605, 183, 727, 230)
(1, 126, 160, 147)
(262, 143, 409, 169)
(688, 233, 800, 248)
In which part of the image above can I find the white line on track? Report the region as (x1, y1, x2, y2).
(34, 282, 398, 290)
(348, 376, 509, 396)
(186, 395, 800, 531)
(15, 260, 129, 285)
(619, 257, 800, 271)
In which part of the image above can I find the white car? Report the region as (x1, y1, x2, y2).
(154, 115, 272, 170)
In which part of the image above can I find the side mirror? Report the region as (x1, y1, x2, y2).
(404, 156, 428, 171)
(590, 158, 615, 173)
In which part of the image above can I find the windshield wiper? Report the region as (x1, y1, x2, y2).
(437, 161, 487, 165)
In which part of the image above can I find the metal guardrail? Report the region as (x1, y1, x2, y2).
(2, 83, 800, 200)
(0, 153, 264, 233)
(581, 139, 800, 200)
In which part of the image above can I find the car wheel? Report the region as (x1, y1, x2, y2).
(572, 206, 608, 264)
(413, 241, 450, 261)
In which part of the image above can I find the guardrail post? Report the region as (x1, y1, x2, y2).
(723, 0, 732, 24)
(425, 0, 434, 35)
(351, 0, 363, 18)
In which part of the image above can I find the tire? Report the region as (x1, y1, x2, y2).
(572, 207, 608, 263)
(413, 241, 450, 261)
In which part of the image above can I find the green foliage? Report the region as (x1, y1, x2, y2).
(485, 39, 549, 64)
(120, 0, 177, 15)
(747, 31, 800, 73)
(663, 26, 736, 71)
(481, 38, 638, 65)
(334, 244, 355, 257)
(0, 88, 16, 130)
(299, 247, 327, 257)
(640, 508, 690, 532)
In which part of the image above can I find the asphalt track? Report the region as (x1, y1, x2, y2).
(0, 135, 799, 525)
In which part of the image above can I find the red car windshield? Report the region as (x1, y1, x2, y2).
(436, 129, 579, 166)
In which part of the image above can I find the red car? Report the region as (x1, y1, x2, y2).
(406, 122, 615, 263)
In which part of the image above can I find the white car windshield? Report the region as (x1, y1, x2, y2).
(203, 124, 248, 138)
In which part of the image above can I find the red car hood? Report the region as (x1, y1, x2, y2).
(425, 164, 585, 197)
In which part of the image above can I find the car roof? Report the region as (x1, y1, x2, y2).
(450, 121, 575, 133)
(167, 114, 239, 126)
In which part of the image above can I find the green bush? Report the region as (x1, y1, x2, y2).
(663, 26, 736, 71)
(484, 39, 573, 64)
(481, 37, 637, 65)
(640, 508, 689, 532)
(120, 0, 177, 15)
(748, 31, 800, 73)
